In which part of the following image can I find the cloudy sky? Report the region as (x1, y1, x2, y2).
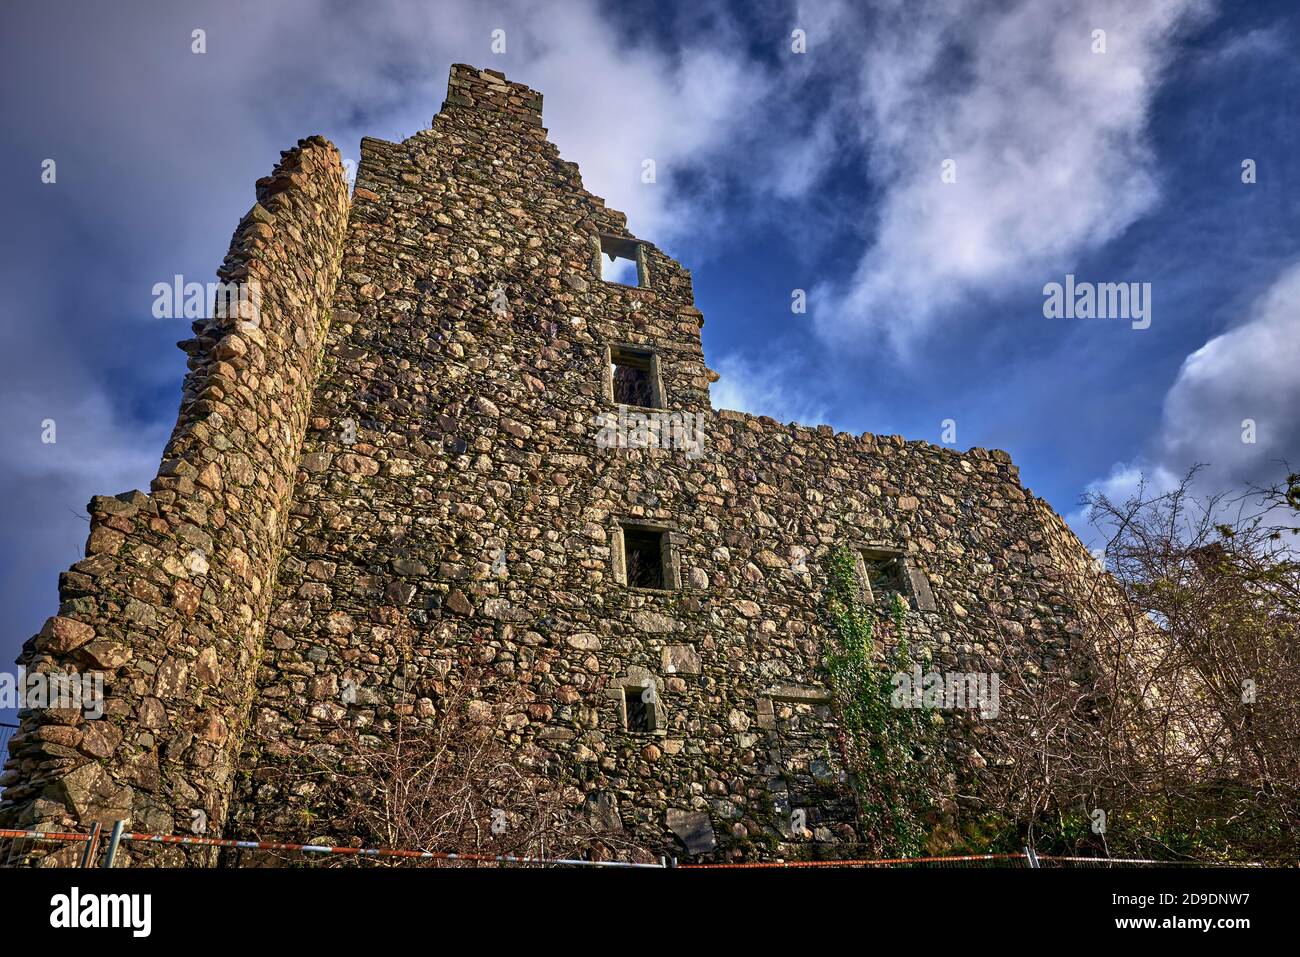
(1, 0, 1297, 721)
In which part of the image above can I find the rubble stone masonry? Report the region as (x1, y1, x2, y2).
(1, 65, 1096, 864)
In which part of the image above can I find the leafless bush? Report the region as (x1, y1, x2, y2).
(966, 467, 1300, 861)
(243, 661, 649, 867)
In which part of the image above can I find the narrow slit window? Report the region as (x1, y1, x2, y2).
(610, 346, 660, 408)
(625, 687, 652, 732)
(623, 528, 666, 589)
(598, 234, 643, 287)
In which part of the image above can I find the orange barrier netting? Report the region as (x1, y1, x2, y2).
(3, 828, 1026, 868)
(1, 827, 661, 868)
(678, 852, 1030, 868)
(2, 829, 1254, 868)
(0, 829, 91, 844)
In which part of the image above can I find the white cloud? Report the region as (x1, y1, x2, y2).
(1085, 461, 1180, 504)
(1069, 258, 1300, 538)
(811, 0, 1211, 356)
(215, 0, 767, 248)
(710, 353, 829, 426)
(1158, 259, 1300, 483)
(1066, 460, 1180, 538)
(0, 384, 170, 659)
(1195, 24, 1286, 69)
(16, 1, 767, 255)
(524, 34, 767, 243)
(1, 390, 166, 490)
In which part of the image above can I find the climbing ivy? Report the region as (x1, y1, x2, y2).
(822, 546, 950, 857)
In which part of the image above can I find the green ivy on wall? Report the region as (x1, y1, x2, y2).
(822, 546, 951, 857)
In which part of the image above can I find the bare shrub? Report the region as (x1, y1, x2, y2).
(240, 660, 649, 867)
(965, 468, 1300, 861)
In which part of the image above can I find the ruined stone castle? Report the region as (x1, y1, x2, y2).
(1, 65, 1096, 864)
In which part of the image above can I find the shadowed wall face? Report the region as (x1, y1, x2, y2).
(230, 66, 1093, 861)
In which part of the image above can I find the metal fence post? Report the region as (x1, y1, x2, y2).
(102, 820, 126, 868)
(78, 822, 103, 868)
(1024, 845, 1040, 868)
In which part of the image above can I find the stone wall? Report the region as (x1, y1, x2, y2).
(224, 66, 1097, 862)
(0, 138, 351, 863)
(2, 64, 1099, 864)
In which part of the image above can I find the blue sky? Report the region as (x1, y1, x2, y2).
(2, 0, 1298, 726)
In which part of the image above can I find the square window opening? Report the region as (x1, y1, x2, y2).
(611, 346, 660, 408)
(601, 254, 640, 286)
(857, 549, 907, 604)
(623, 527, 667, 590)
(598, 235, 643, 287)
